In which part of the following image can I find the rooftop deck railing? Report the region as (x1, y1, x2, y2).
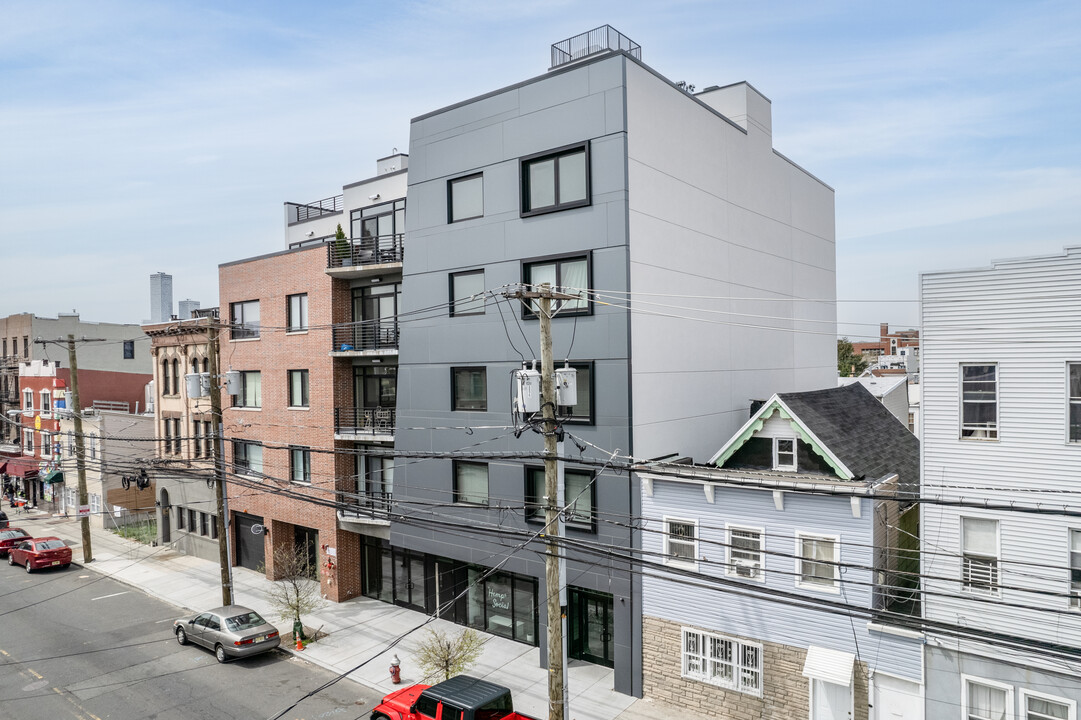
(326, 234, 404, 269)
(286, 195, 344, 224)
(551, 25, 640, 69)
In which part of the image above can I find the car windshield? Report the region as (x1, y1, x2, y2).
(37, 540, 66, 550)
(225, 611, 266, 632)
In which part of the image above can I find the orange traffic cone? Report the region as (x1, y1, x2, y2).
(295, 637, 304, 651)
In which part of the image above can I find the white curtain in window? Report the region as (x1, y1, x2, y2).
(1027, 696, 1069, 720)
(561, 260, 587, 309)
(456, 463, 487, 504)
(967, 682, 1006, 720)
(962, 518, 998, 555)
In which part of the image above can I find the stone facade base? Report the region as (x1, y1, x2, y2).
(642, 616, 868, 720)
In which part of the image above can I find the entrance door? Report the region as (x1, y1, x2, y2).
(811, 678, 853, 720)
(435, 560, 463, 622)
(569, 589, 614, 667)
(234, 513, 265, 571)
(294, 526, 318, 579)
(872, 674, 922, 720)
(160, 489, 171, 544)
(393, 551, 426, 612)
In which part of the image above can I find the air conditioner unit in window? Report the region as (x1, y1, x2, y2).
(734, 559, 759, 578)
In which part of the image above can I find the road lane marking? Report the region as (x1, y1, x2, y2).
(29, 668, 43, 679)
(155, 617, 177, 623)
(54, 685, 103, 720)
(90, 591, 129, 601)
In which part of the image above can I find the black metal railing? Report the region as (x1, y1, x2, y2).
(334, 407, 396, 436)
(326, 234, 404, 269)
(551, 25, 640, 69)
(286, 195, 343, 224)
(331, 322, 399, 352)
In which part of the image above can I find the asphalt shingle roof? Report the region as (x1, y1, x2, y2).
(777, 382, 920, 497)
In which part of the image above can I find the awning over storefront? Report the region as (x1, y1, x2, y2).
(802, 645, 855, 687)
(3, 458, 40, 479)
(42, 470, 64, 484)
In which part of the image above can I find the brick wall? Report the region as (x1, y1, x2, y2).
(642, 616, 868, 720)
(219, 245, 363, 602)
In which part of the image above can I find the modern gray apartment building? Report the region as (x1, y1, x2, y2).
(368, 27, 838, 696)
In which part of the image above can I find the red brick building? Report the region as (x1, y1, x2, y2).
(851, 322, 919, 361)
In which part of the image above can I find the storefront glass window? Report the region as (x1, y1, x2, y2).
(485, 573, 514, 639)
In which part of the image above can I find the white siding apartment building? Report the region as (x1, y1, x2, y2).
(921, 246, 1081, 720)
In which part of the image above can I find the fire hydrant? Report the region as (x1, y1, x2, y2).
(389, 654, 402, 684)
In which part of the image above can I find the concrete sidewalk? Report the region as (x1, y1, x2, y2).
(11, 512, 665, 720)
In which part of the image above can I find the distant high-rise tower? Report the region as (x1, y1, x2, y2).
(178, 299, 201, 319)
(150, 272, 173, 322)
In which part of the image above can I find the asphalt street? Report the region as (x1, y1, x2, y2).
(0, 561, 383, 720)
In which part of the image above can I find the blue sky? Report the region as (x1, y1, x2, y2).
(1, 0, 1078, 341)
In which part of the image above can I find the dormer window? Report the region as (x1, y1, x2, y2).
(773, 438, 796, 471)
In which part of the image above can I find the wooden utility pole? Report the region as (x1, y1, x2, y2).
(66, 335, 93, 563)
(511, 283, 578, 720)
(207, 323, 234, 606)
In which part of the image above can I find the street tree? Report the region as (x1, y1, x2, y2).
(415, 627, 484, 682)
(264, 544, 325, 641)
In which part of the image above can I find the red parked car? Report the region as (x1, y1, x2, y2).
(8, 536, 72, 572)
(0, 528, 31, 556)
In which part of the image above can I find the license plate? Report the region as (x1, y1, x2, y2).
(51, 560, 60, 565)
(255, 635, 265, 642)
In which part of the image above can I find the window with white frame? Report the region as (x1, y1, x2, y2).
(40, 433, 52, 456)
(1070, 364, 1081, 443)
(797, 533, 839, 590)
(773, 437, 796, 470)
(664, 518, 698, 569)
(1070, 529, 1081, 609)
(681, 627, 762, 696)
(963, 676, 1012, 720)
(23, 429, 33, 453)
(1022, 689, 1076, 720)
(22, 388, 32, 411)
(40, 390, 51, 414)
(961, 364, 998, 439)
(89, 493, 101, 516)
(727, 526, 764, 580)
(961, 517, 1000, 595)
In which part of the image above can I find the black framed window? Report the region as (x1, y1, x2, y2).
(525, 467, 595, 530)
(452, 367, 487, 411)
(160, 359, 171, 396)
(450, 270, 485, 316)
(454, 461, 488, 505)
(233, 371, 261, 408)
(177, 506, 185, 530)
(188, 508, 197, 531)
(448, 173, 484, 222)
(287, 293, 308, 332)
(521, 143, 590, 216)
(557, 362, 593, 424)
(350, 198, 406, 241)
(123, 340, 134, 359)
(230, 300, 260, 340)
(355, 365, 397, 408)
(232, 441, 263, 475)
(290, 446, 312, 484)
(522, 255, 589, 317)
(289, 369, 309, 408)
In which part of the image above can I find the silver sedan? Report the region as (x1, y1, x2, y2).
(173, 605, 281, 662)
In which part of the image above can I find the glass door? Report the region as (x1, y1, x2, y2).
(393, 550, 427, 612)
(569, 588, 614, 667)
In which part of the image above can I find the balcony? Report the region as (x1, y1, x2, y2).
(330, 322, 399, 357)
(338, 490, 392, 529)
(326, 234, 404, 279)
(334, 407, 395, 442)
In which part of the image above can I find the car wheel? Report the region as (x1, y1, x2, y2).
(176, 627, 188, 645)
(25, 560, 33, 573)
(6, 554, 13, 566)
(372, 714, 391, 720)
(215, 644, 228, 663)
